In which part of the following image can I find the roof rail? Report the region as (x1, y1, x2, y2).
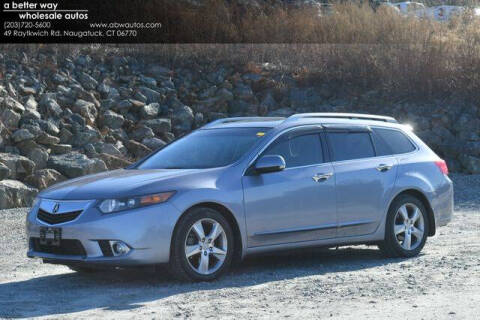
(202, 117, 285, 129)
(286, 113, 398, 123)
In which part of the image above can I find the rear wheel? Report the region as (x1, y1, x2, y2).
(379, 194, 429, 258)
(168, 207, 234, 281)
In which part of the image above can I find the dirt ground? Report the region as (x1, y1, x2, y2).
(0, 175, 479, 319)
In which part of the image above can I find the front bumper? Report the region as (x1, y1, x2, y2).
(26, 200, 183, 266)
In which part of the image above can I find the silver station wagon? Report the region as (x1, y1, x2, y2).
(27, 113, 453, 281)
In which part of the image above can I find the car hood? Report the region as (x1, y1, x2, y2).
(39, 168, 210, 200)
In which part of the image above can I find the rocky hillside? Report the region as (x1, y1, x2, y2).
(0, 47, 479, 209)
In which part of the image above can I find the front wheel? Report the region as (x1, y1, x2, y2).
(168, 207, 234, 281)
(379, 194, 429, 258)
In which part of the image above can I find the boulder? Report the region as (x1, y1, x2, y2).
(140, 103, 160, 119)
(97, 153, 132, 170)
(0, 153, 35, 180)
(47, 152, 107, 178)
(138, 86, 161, 104)
(0, 162, 11, 180)
(113, 99, 133, 113)
(129, 126, 155, 142)
(172, 105, 194, 134)
(141, 118, 171, 135)
(41, 98, 63, 117)
(36, 133, 60, 146)
(1, 109, 21, 129)
(101, 110, 124, 129)
(0, 180, 38, 209)
(79, 72, 98, 90)
(3, 96, 25, 113)
(71, 126, 100, 147)
(94, 143, 123, 157)
(51, 144, 73, 154)
(73, 99, 97, 125)
(58, 128, 73, 144)
(142, 137, 166, 150)
(126, 140, 152, 159)
(12, 129, 34, 143)
(28, 148, 49, 170)
(24, 169, 66, 190)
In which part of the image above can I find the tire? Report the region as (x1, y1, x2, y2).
(379, 194, 429, 258)
(168, 207, 234, 281)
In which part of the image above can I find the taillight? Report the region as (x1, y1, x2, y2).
(435, 160, 449, 175)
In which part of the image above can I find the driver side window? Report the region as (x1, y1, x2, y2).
(263, 133, 323, 168)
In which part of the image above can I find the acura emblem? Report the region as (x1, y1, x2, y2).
(52, 203, 60, 213)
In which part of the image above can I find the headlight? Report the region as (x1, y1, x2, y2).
(98, 191, 176, 214)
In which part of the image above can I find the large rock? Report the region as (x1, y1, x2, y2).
(101, 110, 124, 129)
(51, 144, 73, 154)
(28, 148, 49, 170)
(0, 180, 38, 209)
(172, 105, 194, 134)
(97, 153, 132, 170)
(1, 109, 21, 129)
(36, 132, 60, 146)
(47, 152, 107, 178)
(12, 129, 34, 143)
(129, 126, 155, 142)
(140, 103, 160, 119)
(0, 153, 35, 180)
(73, 99, 97, 125)
(94, 143, 123, 157)
(138, 86, 162, 104)
(24, 169, 66, 190)
(141, 118, 171, 135)
(79, 72, 98, 90)
(142, 137, 166, 150)
(0, 162, 11, 180)
(126, 140, 152, 159)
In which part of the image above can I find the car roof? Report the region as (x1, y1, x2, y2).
(202, 113, 407, 131)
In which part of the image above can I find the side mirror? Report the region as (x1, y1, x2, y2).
(254, 155, 286, 174)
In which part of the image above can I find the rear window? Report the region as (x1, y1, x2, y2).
(328, 132, 375, 161)
(372, 128, 416, 156)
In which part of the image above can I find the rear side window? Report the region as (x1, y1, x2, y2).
(263, 133, 323, 168)
(372, 128, 416, 156)
(328, 132, 375, 161)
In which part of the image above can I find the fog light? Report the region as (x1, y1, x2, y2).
(109, 241, 130, 256)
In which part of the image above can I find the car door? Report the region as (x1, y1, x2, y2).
(325, 125, 398, 237)
(242, 126, 337, 247)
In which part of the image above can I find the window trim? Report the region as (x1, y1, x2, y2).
(244, 125, 325, 175)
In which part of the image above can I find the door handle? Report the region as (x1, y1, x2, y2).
(312, 172, 333, 182)
(376, 164, 392, 172)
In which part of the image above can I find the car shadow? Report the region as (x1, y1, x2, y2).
(0, 246, 408, 318)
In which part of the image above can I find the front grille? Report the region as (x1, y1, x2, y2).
(31, 238, 86, 257)
(98, 240, 114, 257)
(37, 208, 82, 225)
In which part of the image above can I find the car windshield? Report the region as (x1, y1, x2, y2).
(137, 127, 270, 169)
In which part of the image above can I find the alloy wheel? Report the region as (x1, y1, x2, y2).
(184, 218, 228, 275)
(393, 203, 425, 251)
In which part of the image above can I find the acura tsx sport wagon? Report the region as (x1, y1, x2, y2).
(26, 113, 453, 281)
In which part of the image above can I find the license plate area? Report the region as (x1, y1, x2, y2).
(39, 227, 62, 246)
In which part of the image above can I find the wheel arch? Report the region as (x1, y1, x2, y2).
(388, 188, 436, 236)
(170, 202, 244, 263)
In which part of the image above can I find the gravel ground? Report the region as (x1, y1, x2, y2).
(0, 174, 478, 319)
